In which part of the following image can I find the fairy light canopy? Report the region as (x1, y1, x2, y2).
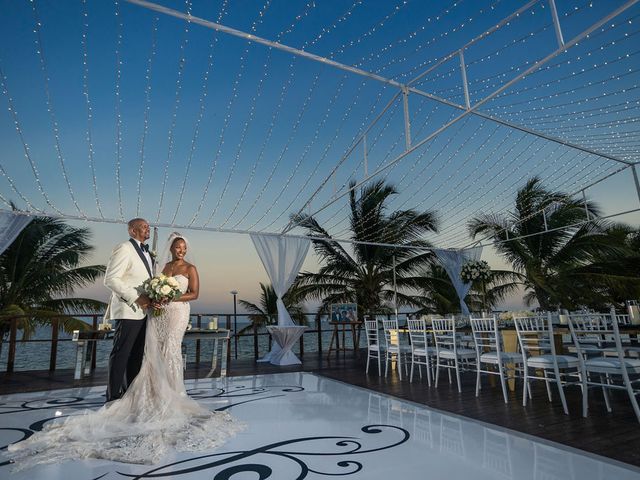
(0, 0, 638, 250)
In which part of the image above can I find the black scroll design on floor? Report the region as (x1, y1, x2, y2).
(186, 384, 305, 400)
(117, 424, 410, 480)
(0, 394, 106, 416)
(0, 383, 306, 462)
(187, 384, 306, 411)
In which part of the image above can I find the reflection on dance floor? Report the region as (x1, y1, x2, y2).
(1, 373, 638, 479)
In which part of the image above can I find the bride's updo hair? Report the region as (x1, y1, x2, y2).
(170, 232, 186, 248)
(159, 231, 195, 266)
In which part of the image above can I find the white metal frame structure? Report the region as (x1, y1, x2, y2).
(0, 0, 638, 250)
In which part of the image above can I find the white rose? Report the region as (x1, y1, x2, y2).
(168, 277, 179, 287)
(151, 279, 160, 287)
(160, 285, 172, 295)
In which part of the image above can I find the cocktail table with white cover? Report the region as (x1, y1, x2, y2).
(250, 233, 311, 366)
(261, 325, 307, 365)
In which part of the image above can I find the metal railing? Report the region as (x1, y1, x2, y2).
(0, 312, 394, 374)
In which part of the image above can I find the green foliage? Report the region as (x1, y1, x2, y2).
(468, 177, 640, 310)
(0, 216, 106, 343)
(237, 282, 306, 333)
(291, 179, 439, 317)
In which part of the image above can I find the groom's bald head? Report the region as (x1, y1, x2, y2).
(128, 218, 150, 242)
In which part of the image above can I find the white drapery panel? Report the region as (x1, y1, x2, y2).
(250, 233, 310, 327)
(0, 212, 32, 256)
(433, 246, 482, 316)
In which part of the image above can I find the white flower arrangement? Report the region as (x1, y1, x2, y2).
(460, 260, 492, 283)
(499, 310, 535, 321)
(140, 274, 182, 316)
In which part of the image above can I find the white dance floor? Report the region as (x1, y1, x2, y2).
(1, 372, 639, 479)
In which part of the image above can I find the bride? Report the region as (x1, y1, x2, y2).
(8, 232, 243, 468)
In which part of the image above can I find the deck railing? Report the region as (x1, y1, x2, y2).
(0, 312, 399, 374)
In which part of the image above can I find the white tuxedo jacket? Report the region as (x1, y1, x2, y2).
(103, 240, 153, 321)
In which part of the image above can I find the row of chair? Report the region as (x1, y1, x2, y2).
(364, 310, 640, 422)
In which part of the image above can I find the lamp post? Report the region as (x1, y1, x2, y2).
(230, 290, 238, 359)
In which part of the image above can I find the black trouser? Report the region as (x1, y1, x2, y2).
(106, 317, 147, 402)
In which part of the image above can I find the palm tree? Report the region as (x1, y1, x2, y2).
(468, 177, 638, 310)
(237, 282, 306, 334)
(408, 264, 523, 315)
(0, 216, 106, 354)
(549, 224, 640, 309)
(291, 179, 439, 317)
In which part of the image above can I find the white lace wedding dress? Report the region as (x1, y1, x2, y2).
(8, 275, 243, 469)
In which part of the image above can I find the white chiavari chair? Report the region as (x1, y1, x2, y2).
(568, 309, 640, 423)
(470, 315, 523, 403)
(432, 317, 476, 392)
(382, 318, 410, 380)
(364, 319, 384, 376)
(514, 313, 580, 414)
(407, 318, 434, 385)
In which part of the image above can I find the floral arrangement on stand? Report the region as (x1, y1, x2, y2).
(460, 260, 492, 283)
(460, 260, 492, 313)
(140, 274, 182, 316)
(498, 311, 536, 322)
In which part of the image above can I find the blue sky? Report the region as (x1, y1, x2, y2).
(1, 0, 638, 311)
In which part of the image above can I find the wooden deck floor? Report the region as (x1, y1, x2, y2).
(2, 351, 639, 468)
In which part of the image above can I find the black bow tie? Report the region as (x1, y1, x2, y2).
(140, 243, 149, 253)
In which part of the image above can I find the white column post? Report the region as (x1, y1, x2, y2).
(582, 190, 591, 220)
(393, 254, 398, 321)
(402, 86, 411, 149)
(363, 134, 368, 177)
(459, 49, 471, 109)
(549, 0, 565, 47)
(632, 163, 640, 205)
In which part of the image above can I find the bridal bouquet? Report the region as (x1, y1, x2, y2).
(140, 274, 182, 316)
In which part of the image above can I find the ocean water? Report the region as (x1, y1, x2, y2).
(0, 320, 365, 372)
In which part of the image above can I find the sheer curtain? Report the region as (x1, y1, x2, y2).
(250, 234, 310, 365)
(250, 233, 310, 326)
(433, 246, 482, 316)
(0, 211, 31, 256)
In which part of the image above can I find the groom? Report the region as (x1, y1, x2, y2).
(104, 218, 154, 402)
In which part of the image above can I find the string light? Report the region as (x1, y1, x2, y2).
(354, 116, 489, 242)
(432, 19, 639, 99)
(0, 185, 12, 208)
(328, 0, 411, 59)
(0, 162, 38, 212)
(0, 64, 55, 213)
(135, 15, 159, 217)
(232, 0, 390, 230)
(31, 0, 85, 217)
(219, 1, 317, 228)
(256, 73, 352, 231)
(377, 0, 500, 78)
(189, 0, 272, 226)
(231, 72, 324, 229)
(206, 1, 282, 226)
(80, 0, 104, 219)
(397, 0, 547, 81)
(204, 0, 378, 228)
(155, 0, 192, 224)
(0, 0, 636, 250)
(170, 0, 231, 225)
(326, 100, 450, 236)
(113, 0, 125, 220)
